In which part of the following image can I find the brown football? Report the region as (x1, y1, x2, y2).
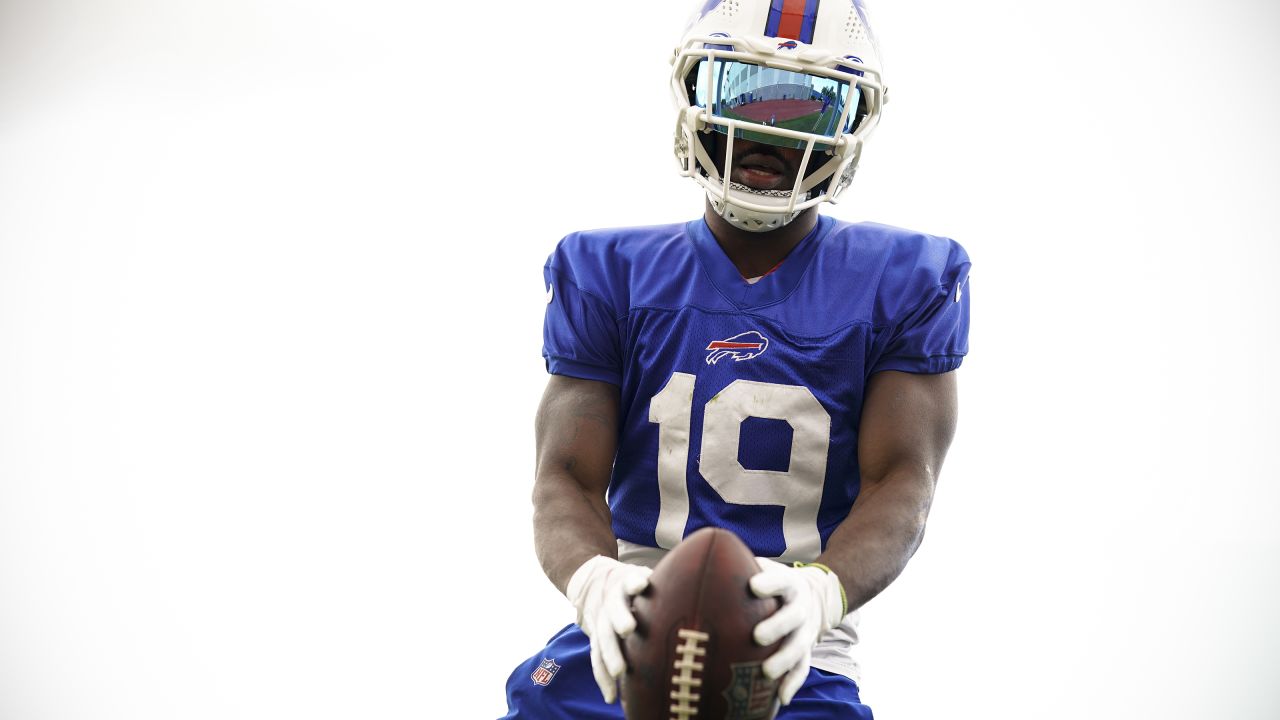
(622, 527, 782, 720)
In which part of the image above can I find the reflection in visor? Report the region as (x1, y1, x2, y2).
(692, 59, 860, 150)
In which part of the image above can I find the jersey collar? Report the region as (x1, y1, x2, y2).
(687, 214, 831, 309)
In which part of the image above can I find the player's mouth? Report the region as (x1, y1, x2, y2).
(732, 152, 791, 191)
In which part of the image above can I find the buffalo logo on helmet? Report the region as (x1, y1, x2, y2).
(776, 39, 799, 49)
(705, 331, 770, 365)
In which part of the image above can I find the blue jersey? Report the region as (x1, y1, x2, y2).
(542, 215, 970, 563)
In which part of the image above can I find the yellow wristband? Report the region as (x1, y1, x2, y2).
(792, 561, 848, 618)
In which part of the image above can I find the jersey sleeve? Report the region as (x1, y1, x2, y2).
(541, 238, 624, 385)
(868, 238, 971, 375)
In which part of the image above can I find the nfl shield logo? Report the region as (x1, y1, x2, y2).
(723, 662, 780, 719)
(531, 658, 561, 686)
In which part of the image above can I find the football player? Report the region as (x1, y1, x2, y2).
(502, 1, 970, 717)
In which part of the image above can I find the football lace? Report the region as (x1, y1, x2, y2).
(669, 628, 710, 719)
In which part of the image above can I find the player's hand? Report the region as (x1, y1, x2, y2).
(565, 555, 653, 704)
(749, 558, 848, 705)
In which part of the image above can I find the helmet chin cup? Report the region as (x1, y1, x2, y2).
(716, 192, 793, 230)
(706, 179, 803, 233)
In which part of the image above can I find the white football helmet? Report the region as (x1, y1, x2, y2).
(671, 0, 886, 232)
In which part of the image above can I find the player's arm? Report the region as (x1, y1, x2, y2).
(531, 374, 621, 594)
(531, 373, 652, 703)
(751, 369, 958, 703)
(819, 368, 958, 610)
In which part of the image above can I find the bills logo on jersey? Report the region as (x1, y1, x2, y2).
(531, 658, 560, 686)
(706, 331, 769, 365)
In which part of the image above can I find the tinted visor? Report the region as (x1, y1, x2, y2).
(691, 59, 860, 150)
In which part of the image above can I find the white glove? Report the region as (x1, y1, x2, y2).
(565, 555, 653, 704)
(749, 558, 848, 705)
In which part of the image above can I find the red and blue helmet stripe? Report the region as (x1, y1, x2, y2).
(764, 0, 821, 44)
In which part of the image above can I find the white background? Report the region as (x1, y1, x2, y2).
(1, 0, 1277, 718)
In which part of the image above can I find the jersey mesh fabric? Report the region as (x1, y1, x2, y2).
(543, 215, 970, 560)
